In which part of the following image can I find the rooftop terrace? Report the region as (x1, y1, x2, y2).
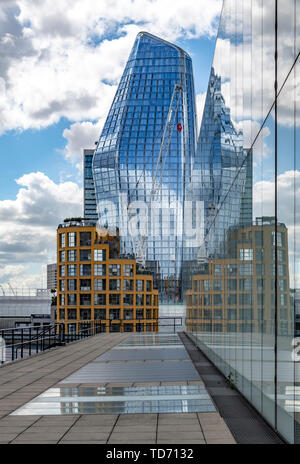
(0, 331, 283, 444)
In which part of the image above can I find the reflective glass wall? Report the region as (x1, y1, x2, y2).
(186, 0, 299, 443)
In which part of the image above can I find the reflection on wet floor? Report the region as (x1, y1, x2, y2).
(11, 385, 216, 415)
(10, 333, 216, 416)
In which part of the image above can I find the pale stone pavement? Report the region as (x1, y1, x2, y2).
(0, 333, 235, 444)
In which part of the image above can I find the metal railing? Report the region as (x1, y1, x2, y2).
(0, 317, 184, 364)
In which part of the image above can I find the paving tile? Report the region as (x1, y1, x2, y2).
(157, 439, 206, 444)
(62, 431, 110, 440)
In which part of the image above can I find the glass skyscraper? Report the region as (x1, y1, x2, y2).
(83, 149, 98, 222)
(191, 66, 248, 258)
(93, 32, 197, 308)
(186, 0, 299, 444)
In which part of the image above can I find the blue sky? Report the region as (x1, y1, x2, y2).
(0, 0, 222, 288)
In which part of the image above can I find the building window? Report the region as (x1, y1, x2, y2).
(80, 231, 91, 246)
(94, 264, 106, 276)
(67, 309, 76, 319)
(136, 280, 144, 291)
(214, 309, 222, 320)
(80, 264, 91, 276)
(146, 295, 152, 306)
(95, 309, 106, 320)
(214, 265, 223, 276)
(124, 309, 133, 320)
(124, 324, 133, 332)
(60, 280, 65, 291)
(94, 293, 106, 305)
(257, 278, 264, 291)
(278, 264, 286, 277)
(213, 294, 222, 306)
(68, 232, 76, 247)
(67, 294, 77, 305)
(109, 264, 121, 276)
(136, 294, 144, 306)
(272, 231, 284, 247)
(239, 278, 252, 291)
(124, 294, 133, 305)
(80, 294, 91, 306)
(203, 294, 211, 306)
(136, 309, 144, 319)
(146, 280, 152, 292)
(60, 233, 65, 248)
(109, 309, 120, 320)
(239, 294, 252, 306)
(94, 279, 106, 291)
(68, 279, 77, 291)
(279, 279, 286, 291)
(60, 294, 65, 305)
(256, 293, 264, 306)
(60, 251, 65, 262)
(123, 279, 133, 291)
(80, 308, 91, 320)
(109, 279, 120, 291)
(280, 294, 287, 306)
(255, 248, 264, 261)
(124, 264, 134, 276)
(239, 264, 252, 276)
(80, 249, 91, 261)
(94, 249, 106, 261)
(80, 279, 91, 291)
(60, 265, 65, 277)
(227, 264, 237, 276)
(228, 309, 236, 320)
(256, 264, 264, 276)
(272, 248, 285, 262)
(109, 294, 120, 305)
(203, 280, 210, 290)
(59, 309, 65, 320)
(68, 250, 77, 261)
(227, 294, 237, 306)
(227, 279, 237, 291)
(68, 264, 77, 277)
(213, 279, 222, 291)
(255, 231, 263, 246)
(239, 248, 253, 261)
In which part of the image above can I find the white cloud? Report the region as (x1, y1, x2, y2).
(0, 0, 222, 134)
(196, 92, 206, 134)
(62, 120, 105, 164)
(0, 172, 82, 287)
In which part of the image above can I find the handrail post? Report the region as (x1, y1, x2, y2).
(12, 329, 14, 361)
(21, 328, 24, 358)
(29, 327, 31, 356)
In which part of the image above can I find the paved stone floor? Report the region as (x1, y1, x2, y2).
(0, 333, 236, 444)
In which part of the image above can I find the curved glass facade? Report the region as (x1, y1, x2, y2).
(186, 0, 299, 443)
(93, 32, 197, 304)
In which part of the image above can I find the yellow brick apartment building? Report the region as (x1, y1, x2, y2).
(56, 220, 159, 333)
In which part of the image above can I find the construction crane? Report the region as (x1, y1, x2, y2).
(129, 83, 183, 267)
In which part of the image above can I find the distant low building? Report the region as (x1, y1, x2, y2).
(47, 263, 57, 290)
(0, 289, 52, 329)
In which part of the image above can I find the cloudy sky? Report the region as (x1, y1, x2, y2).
(0, 0, 222, 289)
(0, 0, 298, 290)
